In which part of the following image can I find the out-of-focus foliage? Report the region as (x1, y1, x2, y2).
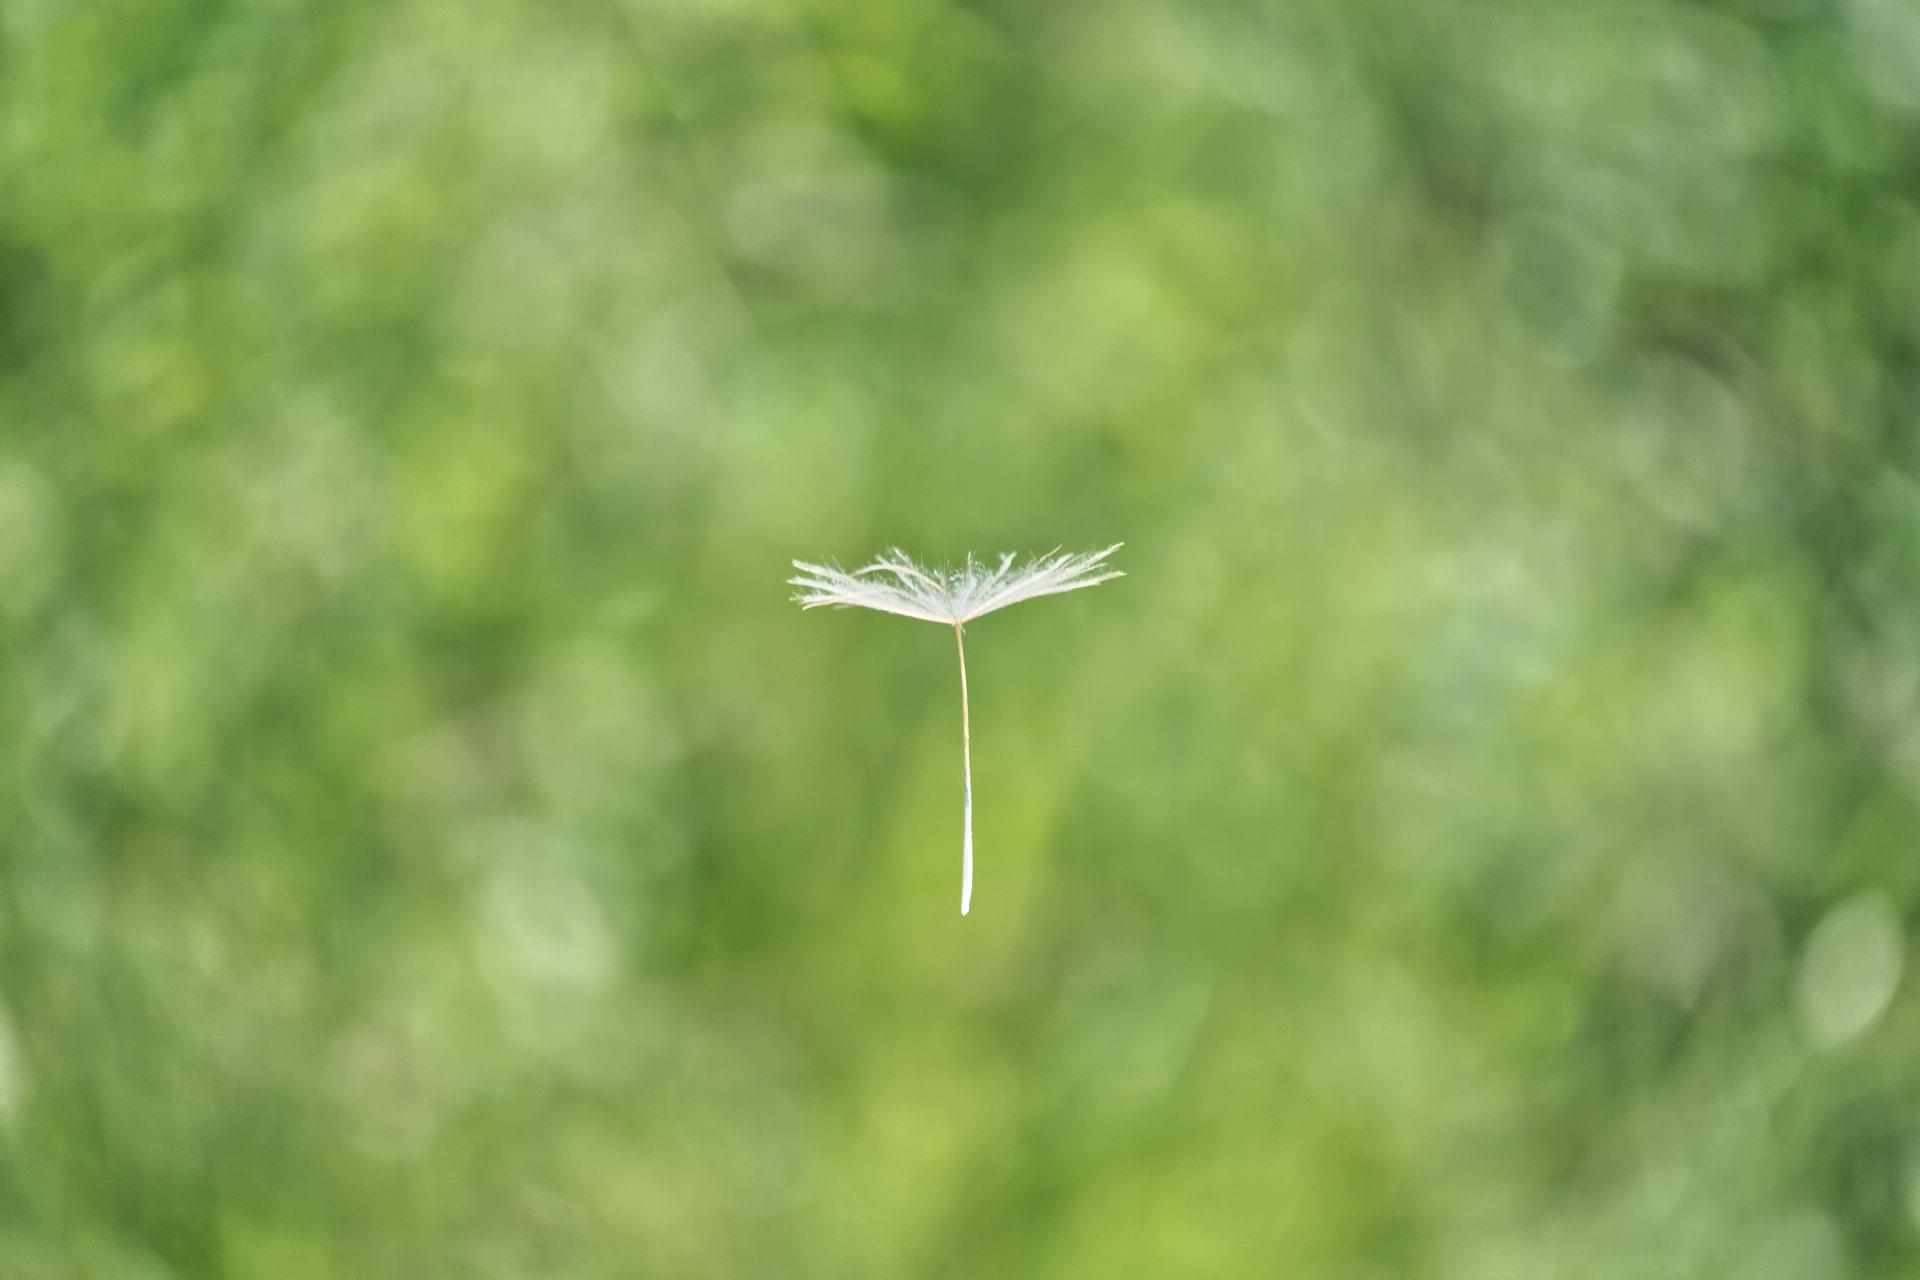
(4, 0, 1920, 1275)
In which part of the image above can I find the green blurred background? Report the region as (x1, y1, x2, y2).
(5, 0, 1920, 1275)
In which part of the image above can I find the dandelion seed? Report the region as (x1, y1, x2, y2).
(791, 544, 1124, 916)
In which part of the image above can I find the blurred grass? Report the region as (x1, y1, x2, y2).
(5, 0, 1920, 1276)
